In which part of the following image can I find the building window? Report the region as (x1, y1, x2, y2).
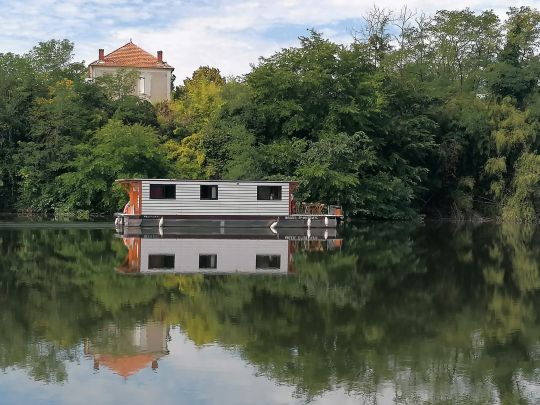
(199, 254, 217, 269)
(149, 184, 176, 199)
(139, 77, 145, 95)
(200, 185, 218, 200)
(148, 254, 175, 269)
(256, 255, 281, 269)
(257, 186, 282, 200)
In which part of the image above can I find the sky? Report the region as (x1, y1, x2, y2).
(0, 0, 539, 81)
(0, 327, 413, 405)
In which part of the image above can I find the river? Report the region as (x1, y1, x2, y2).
(0, 221, 539, 404)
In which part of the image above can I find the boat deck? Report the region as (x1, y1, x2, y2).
(114, 213, 342, 229)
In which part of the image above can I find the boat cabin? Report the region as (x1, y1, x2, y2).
(116, 234, 343, 275)
(115, 179, 343, 229)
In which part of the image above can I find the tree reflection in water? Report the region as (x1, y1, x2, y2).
(0, 222, 539, 403)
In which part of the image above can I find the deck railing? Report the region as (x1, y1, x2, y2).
(293, 202, 343, 216)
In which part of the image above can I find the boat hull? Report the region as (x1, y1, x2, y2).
(117, 226, 338, 239)
(114, 214, 340, 229)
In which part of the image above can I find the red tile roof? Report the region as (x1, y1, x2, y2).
(89, 41, 173, 69)
(99, 354, 156, 378)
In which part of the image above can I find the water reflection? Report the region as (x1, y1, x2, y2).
(0, 222, 539, 404)
(117, 230, 342, 275)
(85, 322, 169, 378)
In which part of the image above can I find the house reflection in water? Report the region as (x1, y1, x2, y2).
(84, 322, 170, 378)
(116, 231, 342, 275)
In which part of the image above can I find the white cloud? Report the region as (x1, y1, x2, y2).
(1, 0, 539, 81)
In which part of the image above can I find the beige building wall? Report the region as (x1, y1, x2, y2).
(90, 66, 173, 103)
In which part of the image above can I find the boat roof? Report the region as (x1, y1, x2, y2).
(115, 179, 298, 184)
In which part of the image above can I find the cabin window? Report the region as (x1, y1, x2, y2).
(148, 254, 175, 269)
(199, 254, 217, 269)
(257, 186, 282, 200)
(200, 185, 218, 200)
(149, 184, 176, 199)
(256, 255, 281, 269)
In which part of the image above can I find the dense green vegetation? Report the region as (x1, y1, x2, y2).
(1, 7, 540, 220)
(0, 222, 539, 403)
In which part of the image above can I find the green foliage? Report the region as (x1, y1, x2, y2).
(164, 133, 210, 179)
(451, 176, 476, 216)
(112, 95, 158, 127)
(0, 53, 37, 210)
(94, 68, 139, 100)
(487, 7, 540, 104)
(246, 31, 373, 141)
(2, 8, 540, 220)
(15, 79, 108, 211)
(58, 120, 169, 212)
(1, 222, 540, 402)
(26, 39, 86, 83)
(428, 9, 501, 91)
(204, 120, 259, 179)
(501, 7, 540, 64)
(162, 66, 225, 138)
(295, 132, 372, 212)
(182, 65, 225, 88)
(257, 138, 308, 178)
(502, 153, 540, 222)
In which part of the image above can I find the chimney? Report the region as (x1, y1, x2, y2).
(98, 49, 104, 61)
(157, 50, 163, 63)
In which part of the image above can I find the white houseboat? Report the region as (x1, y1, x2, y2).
(114, 179, 343, 229)
(116, 234, 342, 275)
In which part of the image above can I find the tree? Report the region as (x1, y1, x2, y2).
(15, 78, 106, 211)
(0, 53, 37, 209)
(502, 152, 540, 221)
(487, 7, 540, 104)
(501, 6, 540, 64)
(428, 9, 500, 92)
(94, 68, 139, 100)
(182, 66, 225, 89)
(112, 95, 158, 127)
(247, 31, 364, 141)
(164, 133, 210, 180)
(295, 132, 374, 212)
(358, 6, 394, 68)
(26, 39, 85, 84)
(163, 66, 225, 138)
(58, 120, 169, 213)
(484, 99, 536, 205)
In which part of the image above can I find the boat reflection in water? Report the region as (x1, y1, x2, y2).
(93, 229, 341, 378)
(116, 228, 342, 275)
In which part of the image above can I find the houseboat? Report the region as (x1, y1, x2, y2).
(116, 234, 342, 275)
(114, 179, 343, 229)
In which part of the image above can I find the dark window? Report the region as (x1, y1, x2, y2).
(199, 254, 217, 269)
(148, 254, 175, 269)
(200, 185, 218, 200)
(257, 186, 282, 200)
(150, 184, 176, 199)
(256, 255, 281, 269)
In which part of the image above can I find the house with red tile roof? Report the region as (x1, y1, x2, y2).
(89, 41, 174, 103)
(84, 322, 170, 379)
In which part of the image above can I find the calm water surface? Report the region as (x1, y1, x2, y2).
(0, 221, 539, 404)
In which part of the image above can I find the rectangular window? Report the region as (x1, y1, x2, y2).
(139, 77, 145, 95)
(149, 184, 176, 199)
(199, 254, 217, 269)
(200, 185, 218, 200)
(257, 186, 282, 200)
(148, 254, 175, 269)
(256, 255, 281, 269)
